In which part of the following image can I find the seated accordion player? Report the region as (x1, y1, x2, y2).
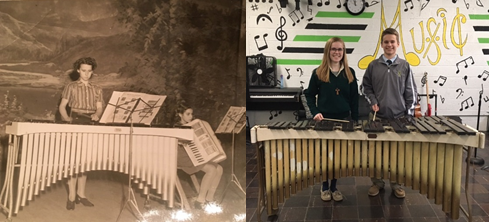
(182, 119, 227, 167)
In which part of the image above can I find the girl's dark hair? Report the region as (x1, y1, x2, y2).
(69, 57, 97, 81)
(173, 104, 192, 127)
(176, 104, 191, 115)
(73, 57, 97, 70)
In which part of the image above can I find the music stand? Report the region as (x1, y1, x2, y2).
(467, 87, 485, 165)
(99, 91, 165, 221)
(215, 106, 246, 202)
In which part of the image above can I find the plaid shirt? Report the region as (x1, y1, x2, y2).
(61, 80, 103, 114)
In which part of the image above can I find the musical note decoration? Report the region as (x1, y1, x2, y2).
(456, 88, 464, 99)
(297, 67, 304, 77)
(267, 6, 273, 14)
(403, 0, 413, 12)
(433, 75, 447, 86)
(476, 0, 484, 7)
(317, 0, 331, 6)
(254, 34, 269, 51)
(269, 110, 282, 120)
(421, 0, 431, 11)
(307, 4, 314, 21)
(285, 68, 292, 79)
(365, 0, 379, 7)
(459, 96, 474, 111)
(455, 56, 474, 74)
(256, 14, 273, 25)
(276, 3, 283, 13)
(288, 10, 304, 26)
(251, 4, 259, 11)
(478, 70, 489, 81)
(463, 75, 468, 85)
(452, 0, 469, 8)
(440, 95, 445, 103)
(276, 16, 288, 50)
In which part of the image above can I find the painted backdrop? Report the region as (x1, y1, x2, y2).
(0, 0, 244, 133)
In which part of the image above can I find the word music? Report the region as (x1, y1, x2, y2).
(409, 7, 468, 65)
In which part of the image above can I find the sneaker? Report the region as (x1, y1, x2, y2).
(368, 184, 383, 196)
(320, 190, 332, 201)
(394, 187, 405, 198)
(332, 190, 343, 201)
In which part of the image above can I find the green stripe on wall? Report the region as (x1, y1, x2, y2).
(293, 35, 361, 42)
(315, 11, 374, 18)
(469, 14, 489, 19)
(487, 61, 489, 66)
(277, 59, 322, 65)
(479, 38, 489, 43)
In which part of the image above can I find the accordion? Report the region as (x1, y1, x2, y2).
(183, 119, 227, 166)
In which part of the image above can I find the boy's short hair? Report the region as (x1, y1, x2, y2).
(381, 28, 400, 43)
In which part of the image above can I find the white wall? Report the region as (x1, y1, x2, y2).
(246, 0, 489, 130)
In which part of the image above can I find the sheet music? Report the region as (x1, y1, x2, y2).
(215, 106, 246, 134)
(99, 91, 166, 125)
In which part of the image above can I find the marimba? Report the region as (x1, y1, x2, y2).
(0, 122, 193, 219)
(250, 116, 485, 220)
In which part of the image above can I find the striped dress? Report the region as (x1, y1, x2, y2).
(61, 80, 104, 114)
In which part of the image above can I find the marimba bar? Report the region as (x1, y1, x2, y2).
(251, 116, 485, 220)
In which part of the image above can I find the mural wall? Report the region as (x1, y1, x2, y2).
(246, 0, 489, 130)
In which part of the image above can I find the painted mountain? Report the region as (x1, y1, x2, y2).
(0, 0, 243, 133)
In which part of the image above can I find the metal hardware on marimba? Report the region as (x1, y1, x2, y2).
(252, 116, 485, 220)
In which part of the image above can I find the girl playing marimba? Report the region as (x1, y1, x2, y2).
(304, 37, 359, 202)
(59, 57, 103, 210)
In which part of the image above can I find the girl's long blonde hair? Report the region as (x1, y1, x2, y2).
(316, 37, 354, 83)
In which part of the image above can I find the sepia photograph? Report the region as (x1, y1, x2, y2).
(0, 0, 246, 221)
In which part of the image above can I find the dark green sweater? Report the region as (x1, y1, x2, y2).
(304, 67, 359, 121)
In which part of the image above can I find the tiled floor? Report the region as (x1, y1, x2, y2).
(246, 130, 489, 222)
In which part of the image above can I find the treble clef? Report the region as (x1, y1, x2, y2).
(451, 7, 467, 56)
(276, 16, 288, 51)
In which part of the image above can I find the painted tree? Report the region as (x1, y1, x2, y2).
(113, 0, 242, 127)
